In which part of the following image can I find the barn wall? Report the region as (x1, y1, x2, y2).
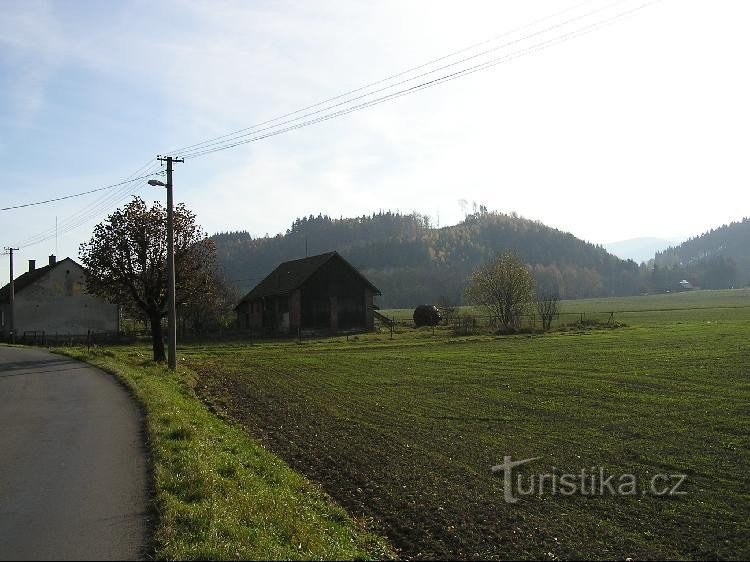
(301, 256, 371, 331)
(236, 300, 264, 329)
(364, 288, 375, 329)
(290, 289, 301, 331)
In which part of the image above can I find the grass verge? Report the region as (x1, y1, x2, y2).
(57, 346, 392, 561)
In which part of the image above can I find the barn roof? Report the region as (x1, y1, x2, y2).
(0, 257, 77, 304)
(236, 251, 380, 307)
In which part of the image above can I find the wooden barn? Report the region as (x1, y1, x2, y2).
(235, 251, 380, 335)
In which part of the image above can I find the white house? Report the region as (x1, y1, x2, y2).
(0, 255, 118, 341)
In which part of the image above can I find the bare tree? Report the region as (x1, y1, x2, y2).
(535, 290, 560, 331)
(465, 251, 534, 331)
(437, 294, 458, 325)
(79, 197, 217, 361)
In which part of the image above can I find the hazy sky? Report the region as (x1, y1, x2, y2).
(1, 0, 749, 281)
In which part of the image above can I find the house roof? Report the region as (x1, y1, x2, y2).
(0, 257, 76, 304)
(236, 251, 380, 308)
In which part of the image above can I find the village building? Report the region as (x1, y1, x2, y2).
(235, 251, 380, 335)
(0, 256, 118, 341)
(678, 279, 697, 290)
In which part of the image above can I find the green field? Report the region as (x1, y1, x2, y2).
(180, 290, 749, 559)
(64, 289, 750, 559)
(382, 288, 750, 326)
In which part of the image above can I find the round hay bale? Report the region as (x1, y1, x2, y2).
(413, 304, 441, 327)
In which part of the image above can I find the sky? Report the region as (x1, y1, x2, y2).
(1, 0, 749, 281)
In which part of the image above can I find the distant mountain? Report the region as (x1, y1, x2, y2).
(603, 237, 684, 264)
(212, 210, 640, 308)
(652, 218, 750, 289)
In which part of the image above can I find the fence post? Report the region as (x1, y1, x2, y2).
(390, 317, 394, 340)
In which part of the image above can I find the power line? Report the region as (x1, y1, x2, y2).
(181, 0, 659, 160)
(176, 0, 631, 159)
(13, 161, 164, 249)
(15, 159, 160, 246)
(165, 0, 599, 157)
(0, 171, 163, 212)
(14, 181, 152, 249)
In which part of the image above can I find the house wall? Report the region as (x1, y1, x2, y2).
(9, 261, 117, 336)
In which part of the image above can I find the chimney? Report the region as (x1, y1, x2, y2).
(28, 259, 36, 273)
(49, 254, 57, 266)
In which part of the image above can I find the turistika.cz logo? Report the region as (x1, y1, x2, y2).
(491, 456, 687, 504)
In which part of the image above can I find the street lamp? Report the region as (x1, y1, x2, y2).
(149, 156, 182, 370)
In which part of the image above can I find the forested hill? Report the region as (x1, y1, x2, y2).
(653, 218, 750, 289)
(212, 211, 640, 308)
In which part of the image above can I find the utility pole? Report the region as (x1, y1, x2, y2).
(154, 155, 183, 370)
(4, 247, 19, 344)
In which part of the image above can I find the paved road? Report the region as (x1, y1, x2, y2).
(0, 345, 148, 561)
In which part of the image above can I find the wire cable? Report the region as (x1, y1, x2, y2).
(164, 0, 599, 156)
(1, 170, 163, 212)
(182, 0, 658, 160)
(176, 0, 630, 158)
(13, 161, 164, 249)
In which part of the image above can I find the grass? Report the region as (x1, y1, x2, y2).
(182, 298, 749, 559)
(56, 346, 392, 561)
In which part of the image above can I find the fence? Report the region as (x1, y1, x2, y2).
(374, 310, 618, 337)
(12, 303, 748, 347)
(17, 330, 126, 347)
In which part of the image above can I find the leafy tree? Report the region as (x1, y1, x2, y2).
(179, 273, 238, 335)
(465, 251, 535, 331)
(79, 197, 217, 361)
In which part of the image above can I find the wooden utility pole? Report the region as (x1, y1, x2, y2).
(156, 155, 183, 370)
(4, 247, 19, 343)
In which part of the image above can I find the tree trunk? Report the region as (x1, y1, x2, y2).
(150, 313, 166, 362)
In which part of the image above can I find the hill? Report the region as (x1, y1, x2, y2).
(653, 218, 750, 290)
(213, 210, 641, 308)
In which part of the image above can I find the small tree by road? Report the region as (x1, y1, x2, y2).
(465, 251, 534, 331)
(80, 197, 218, 361)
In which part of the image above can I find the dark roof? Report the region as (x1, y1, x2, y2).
(236, 251, 380, 307)
(0, 257, 75, 304)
